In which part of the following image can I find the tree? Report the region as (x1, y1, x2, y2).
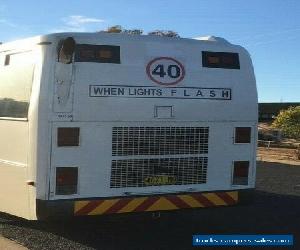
(148, 30, 180, 38)
(123, 29, 143, 35)
(272, 106, 300, 139)
(104, 26, 180, 37)
(105, 25, 143, 35)
(106, 25, 123, 33)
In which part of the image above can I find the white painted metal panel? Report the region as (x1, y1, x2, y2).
(49, 121, 256, 200)
(47, 33, 257, 200)
(0, 121, 30, 218)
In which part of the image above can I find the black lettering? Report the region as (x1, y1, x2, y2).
(137, 88, 144, 95)
(93, 87, 103, 95)
(103, 88, 111, 95)
(184, 90, 190, 96)
(110, 88, 117, 95)
(222, 90, 230, 98)
(129, 88, 136, 95)
(93, 87, 113, 96)
(210, 90, 216, 97)
(196, 90, 203, 96)
(171, 89, 177, 96)
(168, 65, 181, 78)
(152, 89, 158, 96)
(145, 88, 154, 96)
(152, 64, 166, 78)
(156, 89, 162, 96)
(118, 88, 125, 95)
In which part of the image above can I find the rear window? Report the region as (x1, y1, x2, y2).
(202, 51, 240, 69)
(75, 44, 120, 64)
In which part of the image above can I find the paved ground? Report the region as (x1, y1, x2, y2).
(0, 161, 299, 250)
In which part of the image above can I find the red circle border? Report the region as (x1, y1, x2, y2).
(146, 57, 185, 86)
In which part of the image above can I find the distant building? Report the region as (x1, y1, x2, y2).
(259, 102, 300, 121)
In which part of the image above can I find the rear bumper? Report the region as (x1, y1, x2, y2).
(37, 189, 254, 220)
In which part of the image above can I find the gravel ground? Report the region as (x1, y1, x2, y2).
(0, 161, 299, 250)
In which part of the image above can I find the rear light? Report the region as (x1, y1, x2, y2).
(56, 167, 78, 195)
(57, 127, 80, 147)
(232, 161, 249, 185)
(202, 51, 240, 69)
(235, 127, 251, 143)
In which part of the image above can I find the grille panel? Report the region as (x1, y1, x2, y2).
(110, 157, 207, 188)
(112, 127, 209, 156)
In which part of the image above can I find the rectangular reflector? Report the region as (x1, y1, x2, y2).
(235, 127, 251, 143)
(56, 167, 78, 195)
(233, 161, 249, 185)
(57, 127, 80, 147)
(202, 51, 240, 69)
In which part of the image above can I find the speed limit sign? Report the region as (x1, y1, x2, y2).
(146, 57, 185, 86)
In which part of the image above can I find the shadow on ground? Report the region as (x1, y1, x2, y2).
(0, 162, 299, 250)
(0, 190, 299, 250)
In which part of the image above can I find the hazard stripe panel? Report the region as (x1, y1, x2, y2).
(74, 191, 238, 216)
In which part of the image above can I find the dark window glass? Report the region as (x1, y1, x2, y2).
(75, 44, 120, 64)
(56, 167, 78, 195)
(202, 51, 240, 69)
(4, 55, 10, 66)
(235, 127, 251, 143)
(0, 52, 35, 118)
(233, 161, 249, 185)
(57, 127, 80, 147)
(58, 37, 76, 64)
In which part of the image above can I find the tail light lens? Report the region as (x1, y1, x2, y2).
(56, 167, 78, 195)
(57, 127, 80, 147)
(232, 161, 249, 185)
(235, 127, 251, 143)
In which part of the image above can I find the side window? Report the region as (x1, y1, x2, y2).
(0, 51, 35, 119)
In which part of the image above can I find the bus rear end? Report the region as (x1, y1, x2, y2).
(37, 33, 257, 219)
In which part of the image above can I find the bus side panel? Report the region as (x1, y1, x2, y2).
(29, 44, 56, 220)
(0, 120, 31, 218)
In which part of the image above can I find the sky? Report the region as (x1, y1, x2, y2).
(0, 0, 299, 103)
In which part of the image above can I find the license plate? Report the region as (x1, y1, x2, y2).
(144, 175, 177, 186)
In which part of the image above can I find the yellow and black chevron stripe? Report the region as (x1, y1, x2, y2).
(74, 191, 238, 216)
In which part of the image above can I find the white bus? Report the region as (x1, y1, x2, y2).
(0, 33, 257, 220)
